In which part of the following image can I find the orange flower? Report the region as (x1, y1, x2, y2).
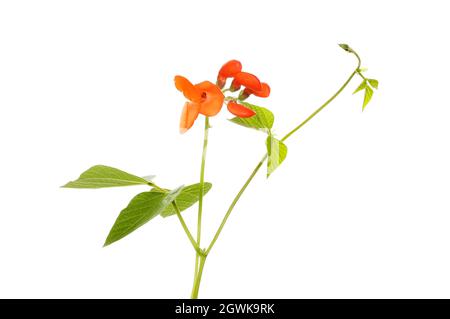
(175, 60, 268, 133)
(175, 75, 224, 133)
(230, 72, 262, 92)
(217, 60, 242, 89)
(240, 82, 271, 100)
(227, 101, 256, 118)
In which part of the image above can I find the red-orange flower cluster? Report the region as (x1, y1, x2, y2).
(175, 60, 271, 133)
(217, 60, 271, 113)
(217, 60, 271, 100)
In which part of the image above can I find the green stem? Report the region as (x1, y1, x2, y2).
(206, 66, 360, 255)
(172, 202, 202, 255)
(197, 117, 209, 248)
(354, 51, 362, 70)
(191, 254, 199, 297)
(148, 183, 199, 255)
(206, 155, 267, 255)
(191, 116, 209, 298)
(191, 254, 207, 299)
(281, 70, 357, 142)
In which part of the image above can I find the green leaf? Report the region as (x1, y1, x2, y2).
(363, 86, 374, 111)
(158, 183, 213, 218)
(229, 102, 274, 132)
(353, 80, 367, 95)
(367, 78, 379, 89)
(104, 185, 185, 246)
(63, 165, 153, 188)
(266, 135, 288, 177)
(338, 43, 355, 53)
(358, 68, 368, 73)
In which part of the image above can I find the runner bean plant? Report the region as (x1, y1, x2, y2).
(63, 44, 378, 298)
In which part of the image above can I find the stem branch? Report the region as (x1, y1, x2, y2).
(172, 202, 202, 255)
(206, 155, 266, 255)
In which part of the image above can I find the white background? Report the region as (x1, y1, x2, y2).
(1, 0, 449, 298)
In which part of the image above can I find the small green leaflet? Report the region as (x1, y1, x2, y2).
(367, 78, 379, 89)
(266, 135, 288, 177)
(229, 102, 274, 132)
(363, 86, 374, 111)
(104, 185, 185, 246)
(62, 165, 154, 188)
(157, 183, 213, 218)
(353, 80, 367, 94)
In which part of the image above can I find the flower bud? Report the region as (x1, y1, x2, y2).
(240, 83, 270, 99)
(217, 60, 242, 89)
(232, 72, 262, 92)
(238, 90, 250, 101)
(230, 79, 241, 92)
(227, 101, 256, 118)
(216, 76, 226, 89)
(218, 60, 242, 78)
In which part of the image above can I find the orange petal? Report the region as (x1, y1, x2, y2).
(179, 102, 200, 133)
(227, 101, 256, 118)
(174, 75, 203, 103)
(218, 60, 242, 78)
(245, 82, 271, 98)
(195, 81, 225, 116)
(233, 72, 262, 92)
